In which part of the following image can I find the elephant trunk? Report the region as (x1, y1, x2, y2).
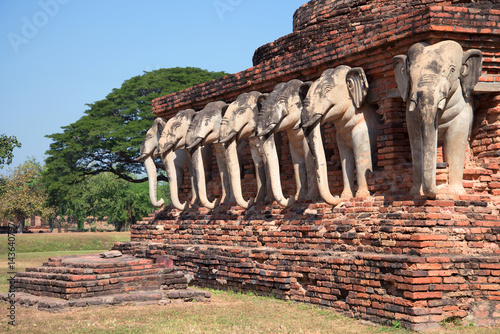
(262, 133, 295, 207)
(144, 156, 165, 208)
(191, 146, 217, 209)
(306, 122, 342, 205)
(422, 119, 438, 198)
(226, 138, 254, 209)
(164, 151, 188, 211)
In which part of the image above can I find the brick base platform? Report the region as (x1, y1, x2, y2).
(0, 253, 210, 312)
(113, 195, 500, 331)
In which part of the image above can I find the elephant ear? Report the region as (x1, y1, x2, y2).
(221, 104, 229, 117)
(299, 81, 312, 102)
(257, 93, 268, 112)
(151, 117, 166, 156)
(346, 67, 369, 109)
(460, 49, 483, 99)
(392, 55, 409, 102)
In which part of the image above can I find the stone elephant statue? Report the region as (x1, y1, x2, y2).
(135, 117, 168, 208)
(256, 79, 318, 208)
(156, 108, 210, 211)
(219, 91, 272, 209)
(185, 101, 237, 209)
(136, 112, 199, 210)
(393, 40, 482, 198)
(300, 66, 379, 205)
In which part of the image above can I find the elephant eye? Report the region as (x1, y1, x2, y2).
(237, 109, 246, 115)
(323, 85, 333, 94)
(447, 66, 456, 78)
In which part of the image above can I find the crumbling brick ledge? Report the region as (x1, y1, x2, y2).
(0, 253, 210, 312)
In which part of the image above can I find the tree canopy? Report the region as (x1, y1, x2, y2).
(0, 134, 22, 168)
(45, 67, 227, 184)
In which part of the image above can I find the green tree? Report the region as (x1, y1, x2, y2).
(0, 134, 22, 169)
(83, 173, 164, 231)
(44, 67, 227, 184)
(0, 158, 55, 233)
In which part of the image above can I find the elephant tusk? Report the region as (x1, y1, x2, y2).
(301, 114, 322, 129)
(219, 130, 237, 144)
(133, 153, 149, 163)
(186, 137, 203, 151)
(258, 123, 277, 137)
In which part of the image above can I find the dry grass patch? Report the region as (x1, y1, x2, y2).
(1, 290, 499, 334)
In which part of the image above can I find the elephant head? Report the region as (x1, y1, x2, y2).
(135, 117, 167, 208)
(185, 101, 229, 208)
(219, 91, 267, 209)
(159, 109, 196, 155)
(301, 66, 377, 204)
(393, 40, 482, 198)
(256, 79, 314, 207)
(257, 80, 307, 137)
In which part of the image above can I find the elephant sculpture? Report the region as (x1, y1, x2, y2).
(256, 79, 318, 207)
(219, 91, 272, 209)
(300, 66, 379, 205)
(136, 112, 199, 210)
(185, 101, 236, 208)
(156, 108, 210, 211)
(393, 40, 482, 198)
(135, 117, 168, 208)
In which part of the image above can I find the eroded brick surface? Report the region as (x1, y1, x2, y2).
(0, 254, 210, 311)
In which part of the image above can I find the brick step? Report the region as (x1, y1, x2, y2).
(9, 253, 195, 302)
(22, 266, 162, 279)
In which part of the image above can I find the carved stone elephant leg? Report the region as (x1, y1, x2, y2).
(406, 110, 424, 196)
(304, 146, 318, 201)
(214, 144, 234, 204)
(180, 150, 199, 206)
(352, 121, 373, 197)
(249, 137, 267, 203)
(336, 132, 355, 199)
(288, 140, 307, 201)
(443, 107, 473, 195)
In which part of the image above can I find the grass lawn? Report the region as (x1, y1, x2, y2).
(0, 232, 130, 255)
(0, 233, 499, 333)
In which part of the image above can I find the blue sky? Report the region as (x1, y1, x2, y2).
(0, 0, 307, 170)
